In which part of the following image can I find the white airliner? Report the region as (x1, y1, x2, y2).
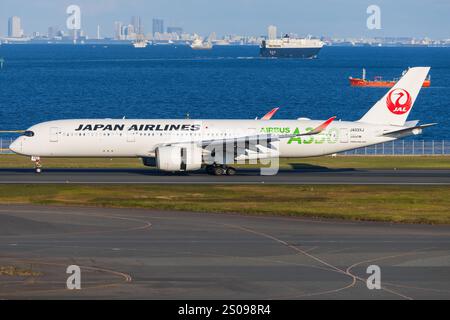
(8, 67, 434, 175)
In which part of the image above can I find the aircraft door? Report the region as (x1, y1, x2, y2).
(339, 128, 349, 143)
(49, 127, 59, 142)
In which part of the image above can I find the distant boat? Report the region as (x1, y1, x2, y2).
(349, 68, 431, 87)
(190, 38, 213, 50)
(0, 57, 4, 69)
(132, 39, 148, 48)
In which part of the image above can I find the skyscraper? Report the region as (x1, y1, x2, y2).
(131, 16, 143, 35)
(114, 21, 123, 40)
(8, 16, 23, 38)
(152, 18, 164, 35)
(268, 25, 277, 40)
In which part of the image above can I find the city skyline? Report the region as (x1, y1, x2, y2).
(1, 14, 448, 48)
(0, 0, 449, 39)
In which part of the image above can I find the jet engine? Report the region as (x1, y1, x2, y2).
(155, 145, 203, 172)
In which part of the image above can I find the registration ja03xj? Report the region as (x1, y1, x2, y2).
(178, 304, 271, 318)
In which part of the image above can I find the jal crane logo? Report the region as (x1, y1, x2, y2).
(386, 88, 412, 115)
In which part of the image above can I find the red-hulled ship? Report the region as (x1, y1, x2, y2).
(349, 68, 430, 87)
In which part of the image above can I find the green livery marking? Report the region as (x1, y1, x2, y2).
(260, 127, 340, 144)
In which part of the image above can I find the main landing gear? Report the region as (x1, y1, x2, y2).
(205, 164, 236, 176)
(31, 156, 42, 173)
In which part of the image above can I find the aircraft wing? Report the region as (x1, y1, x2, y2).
(197, 116, 336, 161)
(156, 116, 336, 152)
(199, 116, 336, 148)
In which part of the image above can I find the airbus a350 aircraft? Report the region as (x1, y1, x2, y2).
(8, 67, 434, 175)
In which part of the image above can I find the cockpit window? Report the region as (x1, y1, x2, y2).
(23, 130, 34, 137)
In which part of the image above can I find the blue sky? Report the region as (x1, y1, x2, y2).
(0, 0, 449, 38)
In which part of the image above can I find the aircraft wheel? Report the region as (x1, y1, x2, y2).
(213, 166, 225, 176)
(226, 167, 236, 176)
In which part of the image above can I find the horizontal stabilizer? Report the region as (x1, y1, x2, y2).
(380, 123, 437, 136)
(404, 120, 420, 127)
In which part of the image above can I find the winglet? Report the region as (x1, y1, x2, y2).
(302, 116, 336, 136)
(261, 107, 280, 120)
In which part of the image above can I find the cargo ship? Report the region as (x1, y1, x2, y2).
(349, 68, 431, 87)
(260, 34, 324, 58)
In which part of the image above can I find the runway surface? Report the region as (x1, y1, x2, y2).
(0, 168, 450, 184)
(0, 205, 449, 299)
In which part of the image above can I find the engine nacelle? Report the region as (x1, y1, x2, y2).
(156, 145, 202, 172)
(142, 157, 157, 167)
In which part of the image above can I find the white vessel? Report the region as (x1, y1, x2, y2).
(261, 25, 323, 58)
(132, 40, 148, 48)
(190, 38, 213, 50)
(260, 34, 324, 58)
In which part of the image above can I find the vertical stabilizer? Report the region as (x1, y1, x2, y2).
(358, 67, 430, 126)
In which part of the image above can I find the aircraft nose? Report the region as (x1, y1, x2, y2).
(9, 138, 22, 154)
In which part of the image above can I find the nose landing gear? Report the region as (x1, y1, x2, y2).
(205, 164, 236, 176)
(31, 156, 42, 173)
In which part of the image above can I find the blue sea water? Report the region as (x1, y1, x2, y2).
(0, 44, 449, 139)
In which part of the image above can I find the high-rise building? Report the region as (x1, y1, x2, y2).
(120, 25, 128, 38)
(268, 25, 277, 40)
(114, 21, 123, 40)
(167, 27, 183, 36)
(131, 16, 143, 35)
(8, 16, 23, 38)
(127, 24, 135, 37)
(152, 18, 164, 35)
(116, 24, 137, 40)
